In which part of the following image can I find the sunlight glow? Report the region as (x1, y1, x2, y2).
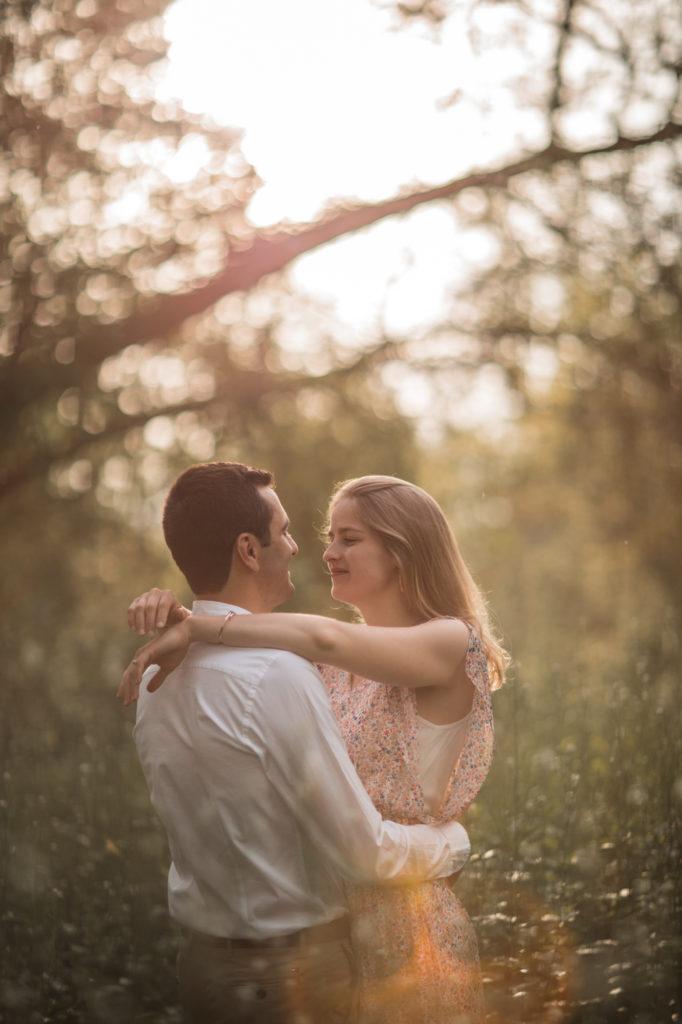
(164, 2, 476, 331)
(157, 0, 553, 416)
(162, 0, 479, 221)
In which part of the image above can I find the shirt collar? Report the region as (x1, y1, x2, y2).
(192, 600, 252, 616)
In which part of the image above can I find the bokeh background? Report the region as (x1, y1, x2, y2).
(1, 0, 680, 1021)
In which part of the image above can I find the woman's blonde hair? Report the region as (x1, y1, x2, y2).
(329, 475, 508, 689)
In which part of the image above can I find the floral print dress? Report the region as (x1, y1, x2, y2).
(319, 624, 494, 1024)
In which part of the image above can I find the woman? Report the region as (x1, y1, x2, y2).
(121, 475, 507, 1024)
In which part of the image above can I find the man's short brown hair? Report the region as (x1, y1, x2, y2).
(162, 462, 274, 593)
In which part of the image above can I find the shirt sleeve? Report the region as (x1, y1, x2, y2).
(247, 652, 470, 885)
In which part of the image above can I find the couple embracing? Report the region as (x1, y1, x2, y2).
(119, 462, 506, 1024)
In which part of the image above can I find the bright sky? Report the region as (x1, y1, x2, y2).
(161, 0, 531, 222)
(158, 0, 547, 425)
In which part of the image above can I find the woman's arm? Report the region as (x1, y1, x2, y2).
(118, 618, 192, 705)
(189, 612, 470, 690)
(119, 589, 471, 703)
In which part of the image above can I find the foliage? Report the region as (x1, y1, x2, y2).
(421, 354, 682, 1022)
(3, 356, 681, 1020)
(2, 0, 680, 500)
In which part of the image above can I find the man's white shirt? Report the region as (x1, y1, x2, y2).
(134, 600, 470, 939)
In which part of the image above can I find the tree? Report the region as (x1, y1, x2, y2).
(1, 0, 679, 500)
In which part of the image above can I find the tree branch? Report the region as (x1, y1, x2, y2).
(0, 339, 399, 501)
(548, 0, 577, 123)
(14, 118, 682, 402)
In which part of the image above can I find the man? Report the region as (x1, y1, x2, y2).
(125, 462, 470, 1024)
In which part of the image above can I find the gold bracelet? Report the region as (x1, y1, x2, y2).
(216, 610, 236, 643)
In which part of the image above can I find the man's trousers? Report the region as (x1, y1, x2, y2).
(177, 931, 356, 1024)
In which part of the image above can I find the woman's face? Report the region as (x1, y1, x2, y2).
(323, 497, 399, 610)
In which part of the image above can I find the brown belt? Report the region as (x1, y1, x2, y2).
(183, 914, 350, 950)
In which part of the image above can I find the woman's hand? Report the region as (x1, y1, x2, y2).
(118, 619, 192, 705)
(128, 588, 190, 635)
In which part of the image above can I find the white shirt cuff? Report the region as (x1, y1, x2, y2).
(436, 820, 471, 875)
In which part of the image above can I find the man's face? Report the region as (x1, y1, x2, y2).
(257, 487, 298, 608)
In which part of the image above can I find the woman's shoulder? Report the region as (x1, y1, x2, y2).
(423, 616, 471, 655)
(433, 614, 473, 630)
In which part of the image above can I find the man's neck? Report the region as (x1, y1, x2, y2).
(194, 585, 274, 615)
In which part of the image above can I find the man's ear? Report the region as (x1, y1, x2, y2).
(234, 532, 261, 573)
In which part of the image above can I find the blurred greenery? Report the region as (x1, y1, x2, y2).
(1, 0, 680, 1021)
